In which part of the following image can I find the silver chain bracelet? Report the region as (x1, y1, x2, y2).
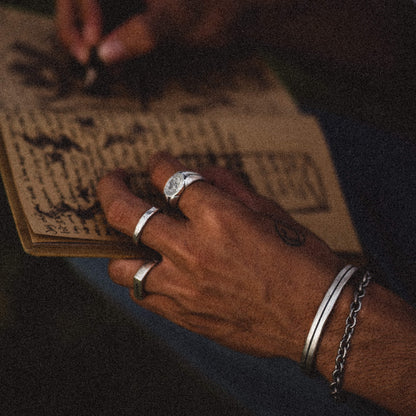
(330, 270, 372, 399)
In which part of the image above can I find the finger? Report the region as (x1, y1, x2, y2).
(109, 257, 191, 299)
(108, 258, 169, 293)
(109, 259, 167, 301)
(201, 166, 259, 206)
(149, 152, 232, 220)
(201, 166, 295, 223)
(56, 0, 89, 63)
(79, 0, 103, 46)
(97, 0, 199, 64)
(130, 291, 185, 322)
(97, 169, 184, 255)
(97, 13, 157, 64)
(108, 258, 145, 287)
(202, 168, 335, 253)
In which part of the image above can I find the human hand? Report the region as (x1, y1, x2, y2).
(56, 0, 255, 65)
(56, 0, 103, 64)
(97, 153, 343, 359)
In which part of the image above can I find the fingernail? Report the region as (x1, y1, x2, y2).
(98, 39, 126, 64)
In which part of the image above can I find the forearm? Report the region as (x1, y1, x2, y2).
(315, 279, 416, 415)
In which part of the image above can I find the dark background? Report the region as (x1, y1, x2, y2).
(0, 1, 415, 415)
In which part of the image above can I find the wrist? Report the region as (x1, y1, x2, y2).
(300, 265, 359, 373)
(300, 268, 416, 414)
(273, 259, 346, 362)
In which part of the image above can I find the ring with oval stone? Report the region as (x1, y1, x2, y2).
(163, 171, 205, 207)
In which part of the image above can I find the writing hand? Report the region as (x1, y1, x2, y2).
(97, 152, 342, 359)
(56, 0, 254, 65)
(56, 0, 103, 64)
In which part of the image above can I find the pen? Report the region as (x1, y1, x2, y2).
(83, 46, 110, 95)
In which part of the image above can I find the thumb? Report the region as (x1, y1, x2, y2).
(97, 13, 158, 63)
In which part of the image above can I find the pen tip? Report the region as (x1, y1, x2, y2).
(82, 46, 111, 96)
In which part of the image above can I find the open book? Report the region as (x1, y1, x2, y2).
(0, 110, 361, 257)
(0, 6, 361, 258)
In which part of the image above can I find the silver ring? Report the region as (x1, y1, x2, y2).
(163, 171, 205, 207)
(133, 261, 158, 300)
(132, 207, 160, 245)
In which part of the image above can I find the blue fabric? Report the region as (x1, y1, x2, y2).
(317, 112, 416, 305)
(67, 113, 415, 415)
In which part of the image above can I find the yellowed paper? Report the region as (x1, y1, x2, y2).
(0, 110, 361, 254)
(0, 6, 361, 257)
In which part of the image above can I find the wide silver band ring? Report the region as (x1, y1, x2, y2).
(132, 206, 160, 245)
(163, 171, 205, 207)
(133, 261, 158, 300)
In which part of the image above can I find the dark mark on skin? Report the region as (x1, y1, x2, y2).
(274, 220, 306, 247)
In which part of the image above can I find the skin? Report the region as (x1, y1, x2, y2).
(56, 0, 103, 63)
(56, 1, 416, 413)
(97, 152, 416, 416)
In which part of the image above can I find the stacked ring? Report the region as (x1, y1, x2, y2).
(164, 171, 205, 207)
(132, 206, 160, 245)
(133, 261, 159, 300)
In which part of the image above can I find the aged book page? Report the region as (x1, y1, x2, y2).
(0, 110, 361, 257)
(0, 5, 299, 116)
(0, 5, 361, 258)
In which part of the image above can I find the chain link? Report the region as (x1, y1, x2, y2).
(330, 270, 372, 400)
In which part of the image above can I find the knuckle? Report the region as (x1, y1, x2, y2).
(166, 232, 207, 273)
(199, 202, 224, 226)
(173, 237, 201, 268)
(199, 199, 240, 232)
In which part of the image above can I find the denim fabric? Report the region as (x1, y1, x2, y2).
(318, 112, 416, 306)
